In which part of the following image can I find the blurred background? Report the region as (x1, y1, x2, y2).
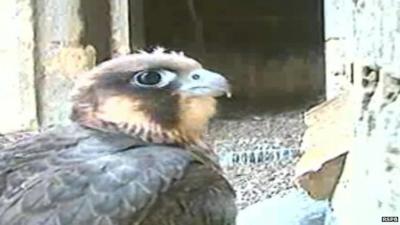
(0, 0, 326, 132)
(1, 1, 399, 224)
(90, 0, 326, 115)
(0, 0, 326, 211)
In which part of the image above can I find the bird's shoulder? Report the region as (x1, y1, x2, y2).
(0, 126, 235, 225)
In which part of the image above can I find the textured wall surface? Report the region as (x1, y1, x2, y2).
(0, 0, 132, 132)
(294, 1, 400, 225)
(324, 0, 354, 100)
(0, 0, 37, 133)
(326, 1, 400, 224)
(332, 66, 400, 225)
(34, 0, 96, 127)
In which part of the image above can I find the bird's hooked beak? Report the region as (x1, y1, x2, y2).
(177, 69, 232, 98)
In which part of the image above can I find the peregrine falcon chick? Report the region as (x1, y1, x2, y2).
(0, 47, 236, 225)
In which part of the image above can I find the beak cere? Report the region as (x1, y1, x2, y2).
(178, 69, 232, 98)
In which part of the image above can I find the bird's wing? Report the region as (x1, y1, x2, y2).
(0, 130, 236, 225)
(0, 125, 90, 202)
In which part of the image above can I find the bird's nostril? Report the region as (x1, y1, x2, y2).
(192, 74, 200, 80)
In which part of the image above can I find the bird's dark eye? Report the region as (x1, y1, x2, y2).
(192, 74, 200, 80)
(136, 71, 162, 86)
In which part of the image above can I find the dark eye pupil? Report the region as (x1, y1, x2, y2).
(137, 71, 162, 85)
(192, 74, 200, 80)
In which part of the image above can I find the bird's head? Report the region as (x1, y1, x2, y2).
(71, 47, 231, 146)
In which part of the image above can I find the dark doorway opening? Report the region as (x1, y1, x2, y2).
(141, 0, 325, 113)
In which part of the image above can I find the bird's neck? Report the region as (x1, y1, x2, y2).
(71, 93, 217, 153)
(73, 119, 219, 165)
(75, 118, 211, 151)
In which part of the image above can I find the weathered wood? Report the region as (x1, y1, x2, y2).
(296, 153, 347, 200)
(0, 0, 37, 133)
(34, 0, 96, 127)
(295, 91, 354, 200)
(110, 0, 131, 56)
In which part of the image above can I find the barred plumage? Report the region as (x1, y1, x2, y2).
(0, 47, 236, 225)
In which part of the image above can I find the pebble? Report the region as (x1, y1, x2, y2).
(208, 109, 307, 209)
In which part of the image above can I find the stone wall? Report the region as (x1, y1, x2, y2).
(331, 0, 400, 222)
(0, 0, 37, 133)
(297, 1, 400, 224)
(0, 0, 131, 133)
(324, 0, 354, 100)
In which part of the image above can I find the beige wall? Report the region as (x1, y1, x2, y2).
(0, 0, 130, 133)
(330, 0, 400, 223)
(0, 0, 37, 133)
(298, 1, 400, 224)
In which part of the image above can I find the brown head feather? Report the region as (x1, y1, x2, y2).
(71, 47, 222, 147)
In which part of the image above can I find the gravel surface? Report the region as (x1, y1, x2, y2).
(207, 109, 307, 209)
